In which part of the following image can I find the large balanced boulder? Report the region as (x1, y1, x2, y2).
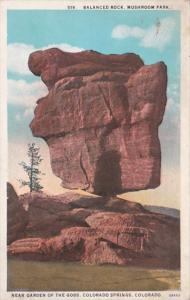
(7, 183, 28, 244)
(28, 49, 167, 195)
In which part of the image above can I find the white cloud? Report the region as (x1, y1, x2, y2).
(112, 25, 144, 39)
(8, 44, 36, 75)
(112, 17, 175, 51)
(8, 42, 84, 116)
(8, 79, 48, 117)
(45, 43, 84, 53)
(141, 18, 175, 50)
(8, 43, 84, 75)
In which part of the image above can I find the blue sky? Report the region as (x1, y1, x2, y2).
(8, 10, 180, 72)
(7, 9, 181, 207)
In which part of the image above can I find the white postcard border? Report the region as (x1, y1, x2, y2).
(0, 1, 190, 299)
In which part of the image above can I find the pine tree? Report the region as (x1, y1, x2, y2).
(18, 143, 44, 193)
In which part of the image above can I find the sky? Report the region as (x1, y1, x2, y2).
(7, 9, 180, 208)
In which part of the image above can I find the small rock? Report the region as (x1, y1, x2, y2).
(7, 183, 28, 244)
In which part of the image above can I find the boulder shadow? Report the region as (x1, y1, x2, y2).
(93, 150, 122, 196)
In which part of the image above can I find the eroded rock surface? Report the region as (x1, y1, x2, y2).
(28, 49, 167, 195)
(8, 192, 180, 268)
(18, 192, 146, 238)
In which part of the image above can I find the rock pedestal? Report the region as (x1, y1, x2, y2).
(8, 192, 180, 268)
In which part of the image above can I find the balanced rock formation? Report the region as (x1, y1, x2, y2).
(8, 192, 180, 268)
(28, 49, 167, 195)
(7, 183, 28, 244)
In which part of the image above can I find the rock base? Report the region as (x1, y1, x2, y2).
(8, 190, 180, 268)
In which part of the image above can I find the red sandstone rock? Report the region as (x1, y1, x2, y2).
(82, 238, 128, 265)
(23, 193, 91, 238)
(20, 192, 147, 238)
(8, 192, 180, 268)
(8, 228, 127, 265)
(7, 183, 28, 244)
(8, 213, 180, 267)
(29, 49, 167, 195)
(7, 227, 131, 264)
(8, 237, 47, 259)
(86, 211, 180, 260)
(28, 49, 144, 89)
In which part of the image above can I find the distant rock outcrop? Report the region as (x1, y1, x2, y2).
(144, 205, 180, 219)
(7, 183, 28, 244)
(8, 192, 180, 268)
(28, 49, 167, 195)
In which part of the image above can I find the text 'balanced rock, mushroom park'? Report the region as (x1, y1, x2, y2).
(28, 49, 167, 196)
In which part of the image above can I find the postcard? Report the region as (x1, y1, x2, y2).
(0, 0, 190, 299)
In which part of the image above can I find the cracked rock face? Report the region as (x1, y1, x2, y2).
(29, 49, 167, 195)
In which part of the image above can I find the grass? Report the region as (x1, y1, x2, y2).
(7, 259, 180, 291)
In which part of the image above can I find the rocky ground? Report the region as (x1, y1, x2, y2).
(7, 183, 180, 269)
